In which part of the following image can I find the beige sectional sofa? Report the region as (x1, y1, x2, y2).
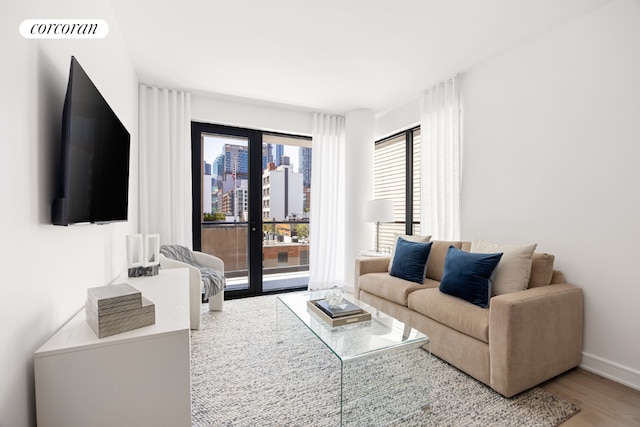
(355, 240, 583, 397)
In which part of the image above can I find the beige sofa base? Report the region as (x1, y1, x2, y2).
(360, 290, 491, 387)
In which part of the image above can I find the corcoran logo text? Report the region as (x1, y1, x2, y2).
(20, 19, 109, 39)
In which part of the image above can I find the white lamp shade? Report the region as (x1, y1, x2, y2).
(365, 199, 395, 223)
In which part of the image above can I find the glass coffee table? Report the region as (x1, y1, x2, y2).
(277, 290, 430, 426)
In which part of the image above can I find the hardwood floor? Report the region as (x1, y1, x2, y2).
(540, 368, 640, 426)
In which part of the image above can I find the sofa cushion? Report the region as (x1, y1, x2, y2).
(439, 246, 503, 308)
(408, 288, 490, 343)
(388, 234, 431, 271)
(528, 253, 555, 288)
(471, 240, 537, 296)
(425, 241, 463, 281)
(422, 277, 441, 288)
(359, 273, 428, 306)
(389, 239, 432, 283)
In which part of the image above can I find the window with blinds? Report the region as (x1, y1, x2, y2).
(373, 127, 421, 252)
(412, 128, 421, 236)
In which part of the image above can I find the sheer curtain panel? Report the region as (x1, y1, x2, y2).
(139, 85, 192, 246)
(420, 76, 462, 241)
(309, 113, 346, 290)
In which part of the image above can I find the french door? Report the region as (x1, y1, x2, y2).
(191, 122, 311, 299)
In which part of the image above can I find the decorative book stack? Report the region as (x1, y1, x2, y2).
(86, 283, 155, 338)
(307, 298, 372, 327)
(315, 299, 363, 318)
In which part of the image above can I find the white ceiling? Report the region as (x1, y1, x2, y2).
(109, 0, 613, 114)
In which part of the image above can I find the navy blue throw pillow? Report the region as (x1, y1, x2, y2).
(389, 238, 433, 284)
(439, 246, 503, 308)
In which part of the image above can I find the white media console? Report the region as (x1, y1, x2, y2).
(34, 268, 191, 427)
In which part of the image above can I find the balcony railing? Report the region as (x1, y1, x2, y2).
(200, 221, 309, 280)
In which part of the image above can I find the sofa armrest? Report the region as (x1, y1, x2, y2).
(354, 256, 390, 298)
(489, 283, 583, 397)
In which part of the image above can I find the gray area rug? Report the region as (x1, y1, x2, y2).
(191, 294, 579, 426)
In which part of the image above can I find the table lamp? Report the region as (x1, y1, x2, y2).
(365, 199, 395, 253)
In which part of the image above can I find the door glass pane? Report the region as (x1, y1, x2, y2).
(261, 134, 311, 291)
(201, 133, 249, 291)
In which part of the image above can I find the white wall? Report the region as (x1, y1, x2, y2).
(344, 109, 375, 287)
(375, 96, 420, 140)
(191, 94, 313, 136)
(462, 0, 640, 389)
(374, 0, 640, 390)
(0, 2, 139, 426)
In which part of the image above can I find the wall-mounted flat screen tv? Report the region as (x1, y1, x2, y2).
(52, 56, 130, 226)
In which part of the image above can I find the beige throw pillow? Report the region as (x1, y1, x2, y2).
(388, 234, 431, 271)
(470, 239, 537, 296)
(426, 241, 463, 281)
(528, 253, 555, 288)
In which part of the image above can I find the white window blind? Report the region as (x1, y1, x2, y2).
(373, 128, 421, 251)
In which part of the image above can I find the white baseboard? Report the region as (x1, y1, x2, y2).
(580, 352, 640, 392)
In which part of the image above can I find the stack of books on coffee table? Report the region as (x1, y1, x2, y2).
(86, 283, 155, 338)
(307, 298, 371, 327)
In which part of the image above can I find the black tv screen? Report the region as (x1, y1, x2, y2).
(53, 56, 130, 225)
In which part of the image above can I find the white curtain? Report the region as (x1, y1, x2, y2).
(420, 76, 462, 241)
(138, 85, 192, 247)
(308, 113, 346, 290)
